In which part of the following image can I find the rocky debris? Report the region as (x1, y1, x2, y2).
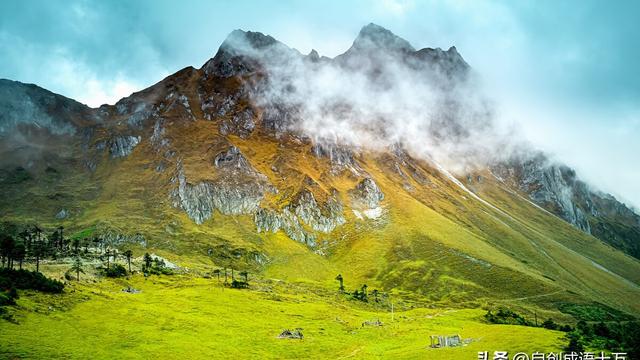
(277, 329, 304, 339)
(126, 104, 157, 129)
(219, 108, 256, 138)
(150, 119, 169, 151)
(84, 159, 98, 172)
(108, 135, 141, 158)
(200, 90, 243, 120)
(311, 142, 362, 174)
(260, 104, 301, 138)
(214, 146, 250, 169)
(122, 286, 141, 294)
(361, 319, 383, 327)
(430, 334, 463, 348)
(215, 95, 237, 117)
(157, 92, 195, 121)
(55, 209, 69, 219)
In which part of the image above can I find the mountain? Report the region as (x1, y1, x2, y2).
(1, 24, 639, 319)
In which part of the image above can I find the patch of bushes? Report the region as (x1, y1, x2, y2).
(142, 253, 173, 276)
(558, 302, 634, 322)
(0, 269, 64, 315)
(484, 308, 534, 326)
(484, 308, 575, 333)
(230, 280, 248, 289)
(0, 268, 64, 293)
(0, 167, 32, 184)
(105, 264, 127, 278)
(565, 320, 640, 357)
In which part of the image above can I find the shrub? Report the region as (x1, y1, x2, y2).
(0, 268, 64, 313)
(0, 268, 64, 293)
(564, 331, 585, 353)
(230, 280, 249, 289)
(105, 264, 127, 278)
(484, 308, 531, 326)
(542, 319, 559, 330)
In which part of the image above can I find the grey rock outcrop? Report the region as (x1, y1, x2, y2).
(172, 147, 273, 225)
(109, 135, 141, 158)
(220, 108, 256, 138)
(254, 190, 346, 248)
(493, 155, 591, 233)
(150, 119, 169, 151)
(311, 142, 362, 174)
(55, 209, 69, 219)
(292, 190, 346, 233)
(350, 178, 384, 209)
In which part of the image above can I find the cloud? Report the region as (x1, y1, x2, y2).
(224, 28, 517, 175)
(375, 0, 415, 16)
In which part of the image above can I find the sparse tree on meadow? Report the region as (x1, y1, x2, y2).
(143, 253, 153, 271)
(33, 241, 45, 273)
(239, 271, 249, 282)
(13, 242, 26, 270)
(335, 274, 345, 292)
(70, 256, 84, 281)
(124, 250, 133, 272)
(213, 269, 221, 282)
(0, 233, 15, 268)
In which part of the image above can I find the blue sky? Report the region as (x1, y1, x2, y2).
(1, 0, 638, 208)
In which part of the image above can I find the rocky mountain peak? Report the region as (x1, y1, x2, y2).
(220, 29, 280, 53)
(202, 29, 298, 78)
(351, 23, 415, 53)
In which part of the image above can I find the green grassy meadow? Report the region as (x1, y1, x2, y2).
(0, 272, 566, 359)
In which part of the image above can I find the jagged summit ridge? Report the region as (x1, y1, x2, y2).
(350, 23, 415, 53)
(202, 23, 469, 79)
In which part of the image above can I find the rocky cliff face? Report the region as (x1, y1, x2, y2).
(493, 152, 640, 258)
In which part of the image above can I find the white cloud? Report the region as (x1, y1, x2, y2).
(45, 49, 139, 107)
(375, 0, 415, 16)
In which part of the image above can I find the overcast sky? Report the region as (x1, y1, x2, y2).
(1, 0, 638, 209)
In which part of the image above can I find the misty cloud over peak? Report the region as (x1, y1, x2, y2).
(204, 23, 504, 174)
